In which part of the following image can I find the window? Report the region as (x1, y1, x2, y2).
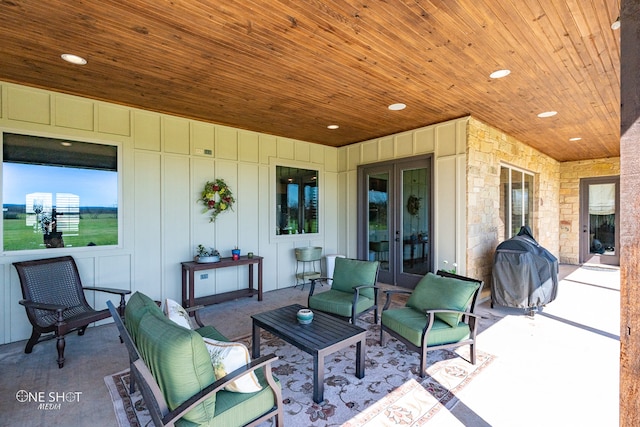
(276, 166, 318, 235)
(500, 165, 534, 239)
(2, 133, 119, 251)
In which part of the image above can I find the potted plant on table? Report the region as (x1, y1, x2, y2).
(195, 245, 220, 263)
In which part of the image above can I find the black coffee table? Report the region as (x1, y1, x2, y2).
(251, 304, 367, 403)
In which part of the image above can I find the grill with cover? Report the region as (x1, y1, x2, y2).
(491, 226, 558, 314)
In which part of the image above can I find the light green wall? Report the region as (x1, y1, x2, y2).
(0, 81, 339, 344)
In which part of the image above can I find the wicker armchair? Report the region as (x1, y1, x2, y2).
(13, 256, 130, 368)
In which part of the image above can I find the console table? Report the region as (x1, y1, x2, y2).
(181, 255, 263, 310)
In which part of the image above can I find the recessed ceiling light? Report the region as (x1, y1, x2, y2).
(611, 17, 620, 30)
(537, 111, 557, 118)
(569, 137, 582, 141)
(60, 142, 73, 147)
(388, 103, 406, 111)
(327, 124, 339, 130)
(61, 53, 87, 65)
(490, 69, 511, 79)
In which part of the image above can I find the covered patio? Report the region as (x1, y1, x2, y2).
(0, 263, 619, 426)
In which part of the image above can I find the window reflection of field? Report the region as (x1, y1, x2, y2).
(3, 216, 118, 250)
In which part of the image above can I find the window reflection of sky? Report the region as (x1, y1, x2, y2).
(3, 163, 117, 207)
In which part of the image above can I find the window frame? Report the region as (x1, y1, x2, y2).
(500, 163, 535, 240)
(270, 159, 323, 242)
(1, 129, 124, 254)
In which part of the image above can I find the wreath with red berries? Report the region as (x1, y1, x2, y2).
(199, 178, 235, 222)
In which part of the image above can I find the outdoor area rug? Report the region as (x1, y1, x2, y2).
(105, 319, 494, 427)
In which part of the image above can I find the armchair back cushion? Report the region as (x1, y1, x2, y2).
(124, 291, 160, 342)
(136, 308, 218, 425)
(406, 273, 480, 327)
(331, 257, 379, 298)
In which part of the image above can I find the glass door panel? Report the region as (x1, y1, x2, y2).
(368, 172, 390, 274)
(401, 167, 430, 278)
(588, 183, 616, 257)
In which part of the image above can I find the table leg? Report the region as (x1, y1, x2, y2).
(313, 352, 325, 404)
(258, 259, 263, 301)
(248, 264, 254, 292)
(356, 338, 365, 379)
(252, 323, 261, 359)
(188, 270, 195, 309)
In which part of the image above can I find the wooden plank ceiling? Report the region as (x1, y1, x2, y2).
(0, 0, 621, 161)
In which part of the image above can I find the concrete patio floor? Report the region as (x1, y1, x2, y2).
(0, 263, 619, 426)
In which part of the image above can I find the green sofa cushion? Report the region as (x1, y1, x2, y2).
(136, 310, 217, 425)
(331, 257, 379, 299)
(175, 369, 280, 427)
(381, 307, 471, 347)
(124, 291, 162, 343)
(406, 273, 480, 327)
(309, 290, 374, 318)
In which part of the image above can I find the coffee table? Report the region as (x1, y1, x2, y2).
(251, 304, 367, 403)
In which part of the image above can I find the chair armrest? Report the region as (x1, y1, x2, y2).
(83, 286, 131, 295)
(84, 287, 130, 315)
(382, 289, 412, 310)
(162, 354, 280, 425)
(19, 299, 67, 313)
(185, 305, 207, 328)
(424, 309, 480, 319)
(308, 277, 331, 297)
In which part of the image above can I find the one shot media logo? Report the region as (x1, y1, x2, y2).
(15, 390, 82, 410)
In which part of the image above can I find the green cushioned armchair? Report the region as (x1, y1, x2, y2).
(109, 293, 283, 427)
(308, 257, 380, 324)
(380, 270, 483, 377)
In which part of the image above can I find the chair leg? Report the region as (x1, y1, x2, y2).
(24, 329, 41, 354)
(56, 335, 66, 368)
(129, 363, 136, 394)
(420, 346, 428, 378)
(470, 343, 476, 365)
(380, 328, 385, 345)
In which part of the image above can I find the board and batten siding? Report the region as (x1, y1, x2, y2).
(0, 81, 338, 344)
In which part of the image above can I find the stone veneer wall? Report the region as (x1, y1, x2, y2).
(466, 117, 560, 287)
(559, 158, 620, 264)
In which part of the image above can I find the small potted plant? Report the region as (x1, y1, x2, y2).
(195, 245, 220, 263)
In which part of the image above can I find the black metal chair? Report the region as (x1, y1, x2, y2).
(13, 256, 130, 368)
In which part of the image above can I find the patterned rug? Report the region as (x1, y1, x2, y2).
(105, 317, 494, 427)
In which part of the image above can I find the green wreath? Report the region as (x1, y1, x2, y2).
(199, 178, 235, 222)
(407, 194, 421, 216)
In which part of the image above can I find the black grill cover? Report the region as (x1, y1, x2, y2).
(491, 226, 559, 309)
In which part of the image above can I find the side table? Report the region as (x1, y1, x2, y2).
(181, 255, 263, 311)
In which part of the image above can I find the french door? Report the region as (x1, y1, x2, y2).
(358, 156, 433, 288)
(580, 176, 620, 265)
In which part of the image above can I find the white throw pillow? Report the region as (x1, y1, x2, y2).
(202, 337, 262, 393)
(163, 298, 192, 330)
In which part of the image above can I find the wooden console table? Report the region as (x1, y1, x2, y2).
(181, 255, 263, 310)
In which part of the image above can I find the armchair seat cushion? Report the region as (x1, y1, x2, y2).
(309, 290, 374, 318)
(209, 369, 279, 427)
(381, 307, 470, 348)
